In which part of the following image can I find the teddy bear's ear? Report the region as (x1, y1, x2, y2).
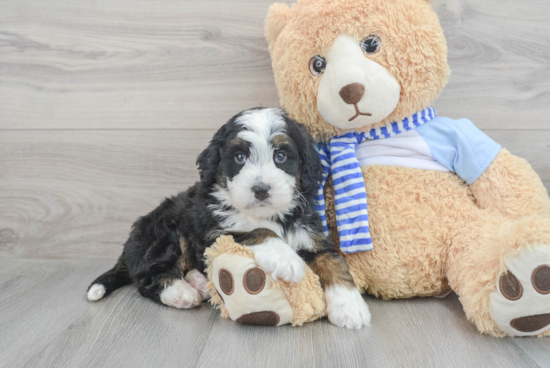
(265, 3, 292, 44)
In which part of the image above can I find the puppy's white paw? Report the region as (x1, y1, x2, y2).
(160, 279, 201, 309)
(185, 269, 211, 301)
(87, 283, 106, 301)
(325, 285, 371, 329)
(249, 238, 305, 283)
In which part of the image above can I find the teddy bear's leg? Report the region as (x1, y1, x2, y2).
(448, 213, 550, 336)
(470, 149, 550, 218)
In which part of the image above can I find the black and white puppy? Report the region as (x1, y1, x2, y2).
(87, 108, 370, 329)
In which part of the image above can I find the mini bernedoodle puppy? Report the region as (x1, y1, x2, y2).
(87, 107, 371, 329)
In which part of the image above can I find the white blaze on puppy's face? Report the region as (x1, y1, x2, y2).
(317, 34, 401, 129)
(224, 108, 297, 220)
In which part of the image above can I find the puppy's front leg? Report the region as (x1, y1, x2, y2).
(229, 229, 306, 283)
(249, 238, 306, 283)
(309, 252, 371, 329)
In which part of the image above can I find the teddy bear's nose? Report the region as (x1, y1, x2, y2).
(339, 83, 365, 105)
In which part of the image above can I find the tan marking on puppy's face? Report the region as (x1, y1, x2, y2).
(216, 169, 228, 188)
(270, 133, 300, 180)
(225, 137, 249, 154)
(270, 134, 291, 148)
(217, 137, 249, 189)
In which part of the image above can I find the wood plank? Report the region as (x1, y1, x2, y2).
(432, 0, 550, 128)
(196, 293, 540, 368)
(512, 339, 550, 368)
(0, 258, 545, 368)
(1, 0, 549, 130)
(0, 258, 49, 284)
(0, 258, 217, 368)
(0, 0, 279, 130)
(0, 130, 213, 259)
(2, 129, 550, 259)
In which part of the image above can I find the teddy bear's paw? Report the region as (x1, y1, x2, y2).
(160, 279, 202, 309)
(490, 245, 550, 336)
(249, 238, 305, 283)
(185, 269, 210, 301)
(325, 285, 371, 329)
(212, 254, 294, 326)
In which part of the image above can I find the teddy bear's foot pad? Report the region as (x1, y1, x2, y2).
(212, 254, 294, 326)
(237, 311, 280, 326)
(490, 245, 550, 336)
(510, 314, 550, 333)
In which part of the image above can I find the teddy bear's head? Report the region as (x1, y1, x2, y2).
(265, 0, 449, 141)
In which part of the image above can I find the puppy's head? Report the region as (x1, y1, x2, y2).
(197, 108, 323, 220)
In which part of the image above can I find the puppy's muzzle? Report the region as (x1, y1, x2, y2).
(252, 184, 270, 201)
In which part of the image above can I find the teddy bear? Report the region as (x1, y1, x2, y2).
(206, 0, 550, 336)
(255, 0, 550, 337)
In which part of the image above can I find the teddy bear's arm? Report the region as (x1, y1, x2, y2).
(470, 149, 550, 218)
(415, 117, 550, 218)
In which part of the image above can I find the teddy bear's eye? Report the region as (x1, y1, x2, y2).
(360, 35, 382, 55)
(309, 55, 326, 77)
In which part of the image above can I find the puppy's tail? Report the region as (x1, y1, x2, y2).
(87, 256, 132, 302)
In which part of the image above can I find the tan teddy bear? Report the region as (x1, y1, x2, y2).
(262, 0, 550, 337)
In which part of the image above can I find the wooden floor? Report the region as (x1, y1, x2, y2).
(1, 0, 550, 367)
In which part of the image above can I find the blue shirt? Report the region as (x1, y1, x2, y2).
(415, 117, 501, 184)
(356, 116, 501, 184)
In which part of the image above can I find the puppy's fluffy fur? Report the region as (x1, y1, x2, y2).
(87, 108, 370, 328)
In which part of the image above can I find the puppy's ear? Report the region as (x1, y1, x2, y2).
(196, 125, 227, 189)
(284, 115, 324, 196)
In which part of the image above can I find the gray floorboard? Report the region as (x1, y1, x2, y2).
(0, 259, 548, 368)
(1, 0, 550, 366)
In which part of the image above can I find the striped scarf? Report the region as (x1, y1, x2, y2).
(315, 107, 437, 254)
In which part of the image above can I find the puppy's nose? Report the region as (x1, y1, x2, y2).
(339, 83, 365, 105)
(252, 184, 270, 201)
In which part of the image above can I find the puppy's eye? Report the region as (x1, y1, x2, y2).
(234, 153, 247, 164)
(274, 151, 287, 164)
(360, 35, 381, 55)
(309, 55, 326, 77)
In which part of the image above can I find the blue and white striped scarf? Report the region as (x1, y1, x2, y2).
(315, 107, 437, 254)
